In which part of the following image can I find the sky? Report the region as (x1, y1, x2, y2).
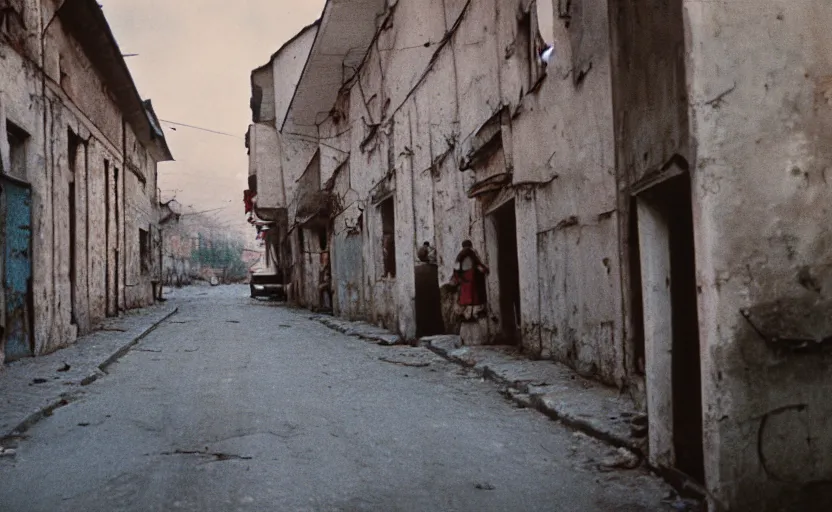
(101, 0, 326, 246)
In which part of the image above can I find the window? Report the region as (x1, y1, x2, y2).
(5, 122, 28, 180)
(139, 228, 150, 275)
(379, 197, 396, 278)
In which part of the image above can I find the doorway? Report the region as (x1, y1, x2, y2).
(68, 131, 80, 325)
(415, 262, 444, 338)
(1, 175, 34, 361)
(493, 200, 521, 344)
(637, 172, 704, 484)
(68, 180, 77, 325)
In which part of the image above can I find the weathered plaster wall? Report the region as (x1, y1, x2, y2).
(608, 0, 692, 469)
(44, 21, 123, 148)
(281, 0, 626, 367)
(0, 31, 48, 351)
(510, 0, 623, 386)
(685, 1, 832, 509)
(273, 24, 318, 130)
(329, 161, 365, 320)
(1, 6, 163, 358)
(249, 123, 284, 209)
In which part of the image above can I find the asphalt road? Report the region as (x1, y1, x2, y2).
(0, 285, 672, 512)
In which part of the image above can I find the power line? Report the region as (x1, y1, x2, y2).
(159, 119, 243, 139)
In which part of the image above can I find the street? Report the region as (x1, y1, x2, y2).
(0, 286, 671, 512)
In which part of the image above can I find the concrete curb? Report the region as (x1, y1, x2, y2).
(312, 319, 643, 455)
(2, 307, 179, 441)
(313, 315, 403, 346)
(97, 307, 180, 374)
(421, 336, 642, 454)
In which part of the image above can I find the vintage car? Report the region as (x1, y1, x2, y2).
(249, 270, 286, 300)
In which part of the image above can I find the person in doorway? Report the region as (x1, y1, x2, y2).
(451, 240, 489, 321)
(417, 241, 437, 265)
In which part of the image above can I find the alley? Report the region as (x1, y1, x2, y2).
(0, 286, 671, 512)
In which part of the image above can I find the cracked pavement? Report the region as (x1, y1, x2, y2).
(0, 286, 673, 511)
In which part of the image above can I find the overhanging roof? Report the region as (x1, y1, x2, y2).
(281, 0, 388, 132)
(58, 0, 173, 162)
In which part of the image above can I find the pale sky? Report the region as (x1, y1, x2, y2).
(102, 0, 325, 244)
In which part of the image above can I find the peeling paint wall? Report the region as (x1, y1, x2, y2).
(685, 1, 832, 509)
(512, 0, 622, 386)
(1, 1, 165, 358)
(272, 0, 627, 363)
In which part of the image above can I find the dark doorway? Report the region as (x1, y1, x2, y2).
(493, 200, 521, 344)
(104, 160, 112, 316)
(113, 166, 120, 315)
(629, 197, 646, 375)
(415, 263, 444, 338)
(68, 132, 80, 325)
(638, 172, 704, 484)
(666, 174, 704, 484)
(69, 180, 77, 325)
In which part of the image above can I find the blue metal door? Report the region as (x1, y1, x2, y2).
(2, 176, 33, 361)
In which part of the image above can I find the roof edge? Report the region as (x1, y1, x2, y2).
(250, 20, 321, 79)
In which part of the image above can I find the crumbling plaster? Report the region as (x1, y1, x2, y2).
(685, 1, 832, 509)
(281, 0, 628, 368)
(1, 3, 165, 357)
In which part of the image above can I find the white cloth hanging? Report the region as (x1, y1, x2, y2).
(540, 44, 555, 67)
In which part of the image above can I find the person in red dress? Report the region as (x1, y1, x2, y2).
(451, 240, 489, 319)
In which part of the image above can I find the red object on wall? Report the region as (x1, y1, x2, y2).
(244, 190, 255, 214)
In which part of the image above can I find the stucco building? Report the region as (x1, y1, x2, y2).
(246, 0, 832, 510)
(0, 0, 173, 364)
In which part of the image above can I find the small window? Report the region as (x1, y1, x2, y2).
(6, 122, 28, 180)
(139, 228, 150, 275)
(380, 197, 396, 278)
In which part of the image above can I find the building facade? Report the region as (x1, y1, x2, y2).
(0, 0, 173, 364)
(247, 1, 832, 510)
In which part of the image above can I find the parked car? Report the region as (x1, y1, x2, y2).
(249, 270, 286, 300)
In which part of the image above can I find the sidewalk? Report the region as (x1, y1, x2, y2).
(0, 303, 178, 443)
(312, 316, 646, 455)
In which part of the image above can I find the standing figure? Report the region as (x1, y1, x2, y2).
(417, 241, 437, 265)
(451, 240, 489, 321)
